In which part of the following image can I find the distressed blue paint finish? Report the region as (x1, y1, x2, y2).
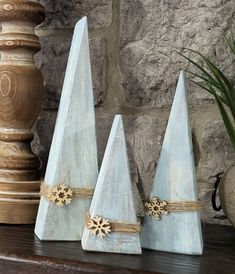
(141, 71, 203, 255)
(35, 17, 98, 240)
(82, 115, 142, 254)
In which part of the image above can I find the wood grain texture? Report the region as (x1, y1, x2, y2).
(0, 0, 45, 223)
(35, 17, 98, 241)
(82, 115, 142, 254)
(141, 71, 203, 255)
(0, 224, 234, 274)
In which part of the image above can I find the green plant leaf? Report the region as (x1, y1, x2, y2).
(190, 79, 229, 106)
(178, 47, 235, 150)
(203, 58, 235, 121)
(177, 50, 219, 87)
(225, 33, 235, 55)
(180, 49, 235, 122)
(179, 49, 230, 103)
(186, 70, 229, 105)
(210, 84, 235, 150)
(184, 49, 234, 101)
(200, 54, 235, 99)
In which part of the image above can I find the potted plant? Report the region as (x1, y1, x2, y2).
(179, 34, 235, 227)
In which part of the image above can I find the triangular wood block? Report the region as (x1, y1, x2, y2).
(141, 71, 203, 255)
(82, 115, 142, 254)
(35, 17, 98, 240)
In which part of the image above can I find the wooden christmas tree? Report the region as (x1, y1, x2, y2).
(141, 71, 203, 255)
(82, 115, 141, 254)
(35, 17, 98, 240)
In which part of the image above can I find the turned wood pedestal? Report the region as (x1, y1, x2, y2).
(0, 0, 45, 223)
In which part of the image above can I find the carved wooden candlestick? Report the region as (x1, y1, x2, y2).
(0, 0, 45, 223)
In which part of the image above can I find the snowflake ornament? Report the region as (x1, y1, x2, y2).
(145, 197, 168, 220)
(51, 184, 73, 207)
(87, 216, 111, 238)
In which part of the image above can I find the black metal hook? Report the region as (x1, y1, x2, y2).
(211, 172, 223, 211)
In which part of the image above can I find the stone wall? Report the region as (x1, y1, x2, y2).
(34, 0, 235, 225)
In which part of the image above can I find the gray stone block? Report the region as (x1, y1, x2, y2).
(35, 36, 106, 109)
(197, 120, 235, 182)
(38, 0, 112, 29)
(120, 0, 235, 107)
(32, 110, 57, 176)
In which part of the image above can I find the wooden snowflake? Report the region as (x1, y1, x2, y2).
(87, 216, 111, 238)
(51, 184, 73, 207)
(145, 197, 168, 220)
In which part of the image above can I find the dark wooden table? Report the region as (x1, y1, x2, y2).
(0, 224, 234, 274)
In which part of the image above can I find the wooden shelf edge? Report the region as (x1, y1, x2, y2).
(0, 254, 159, 274)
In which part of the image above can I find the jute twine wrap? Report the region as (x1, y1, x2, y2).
(40, 182, 94, 207)
(166, 200, 203, 212)
(85, 211, 141, 237)
(145, 197, 203, 220)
